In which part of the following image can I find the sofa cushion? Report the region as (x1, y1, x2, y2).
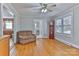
(18, 32, 26, 36)
(19, 35, 28, 39)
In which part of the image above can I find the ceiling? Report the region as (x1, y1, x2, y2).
(12, 3, 78, 18)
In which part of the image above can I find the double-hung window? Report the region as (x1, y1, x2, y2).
(56, 19, 62, 33)
(63, 16, 72, 34)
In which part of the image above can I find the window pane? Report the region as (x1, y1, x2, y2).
(63, 26, 71, 34)
(56, 26, 62, 33)
(63, 16, 72, 25)
(5, 21, 12, 29)
(56, 19, 62, 26)
(56, 19, 62, 33)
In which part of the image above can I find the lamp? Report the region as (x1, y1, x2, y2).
(41, 8, 47, 13)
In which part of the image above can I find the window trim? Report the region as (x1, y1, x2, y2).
(55, 16, 72, 34)
(3, 18, 14, 31)
(63, 15, 72, 34)
(55, 18, 63, 33)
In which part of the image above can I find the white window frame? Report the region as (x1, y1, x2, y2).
(63, 15, 72, 34)
(55, 18, 63, 33)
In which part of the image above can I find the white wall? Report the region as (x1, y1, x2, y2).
(19, 17, 34, 31)
(0, 4, 2, 36)
(3, 6, 12, 18)
(54, 4, 79, 48)
(73, 5, 79, 47)
(18, 16, 49, 38)
(42, 20, 48, 38)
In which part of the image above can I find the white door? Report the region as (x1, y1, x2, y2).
(34, 20, 43, 38)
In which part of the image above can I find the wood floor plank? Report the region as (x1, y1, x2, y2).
(15, 39, 79, 56)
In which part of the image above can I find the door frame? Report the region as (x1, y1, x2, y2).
(33, 19, 43, 38)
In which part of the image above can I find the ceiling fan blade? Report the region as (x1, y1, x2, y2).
(48, 9, 53, 12)
(39, 3, 56, 13)
(46, 4, 56, 10)
(46, 4, 56, 12)
(52, 4, 56, 7)
(40, 3, 42, 6)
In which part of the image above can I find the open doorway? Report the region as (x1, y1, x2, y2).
(2, 4, 14, 39)
(3, 18, 14, 38)
(34, 20, 43, 38)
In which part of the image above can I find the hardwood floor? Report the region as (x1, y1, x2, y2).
(15, 39, 79, 56)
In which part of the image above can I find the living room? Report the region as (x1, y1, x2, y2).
(1, 3, 79, 56)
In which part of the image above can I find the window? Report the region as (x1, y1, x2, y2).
(63, 16, 72, 34)
(5, 21, 12, 29)
(3, 18, 13, 30)
(56, 15, 72, 34)
(56, 19, 62, 33)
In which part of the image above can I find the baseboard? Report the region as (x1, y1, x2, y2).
(42, 37, 49, 39)
(55, 37, 79, 49)
(70, 43, 79, 49)
(37, 36, 49, 39)
(37, 38, 49, 39)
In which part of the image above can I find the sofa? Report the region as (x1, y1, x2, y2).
(17, 31, 36, 44)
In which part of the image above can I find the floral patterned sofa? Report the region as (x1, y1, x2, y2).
(17, 31, 36, 44)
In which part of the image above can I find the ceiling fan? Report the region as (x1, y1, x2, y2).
(40, 3, 56, 13)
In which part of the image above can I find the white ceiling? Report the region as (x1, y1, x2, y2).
(12, 3, 78, 17)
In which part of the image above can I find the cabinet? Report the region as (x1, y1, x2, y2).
(0, 35, 16, 56)
(49, 20, 54, 39)
(0, 35, 10, 56)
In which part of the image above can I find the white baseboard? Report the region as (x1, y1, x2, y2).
(55, 37, 79, 49)
(42, 36, 48, 38)
(71, 43, 79, 49)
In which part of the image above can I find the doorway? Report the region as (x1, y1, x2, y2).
(3, 18, 14, 38)
(34, 20, 43, 38)
(2, 4, 14, 39)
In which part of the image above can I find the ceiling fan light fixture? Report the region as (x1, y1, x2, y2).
(44, 9, 47, 12)
(41, 8, 47, 13)
(41, 9, 44, 12)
